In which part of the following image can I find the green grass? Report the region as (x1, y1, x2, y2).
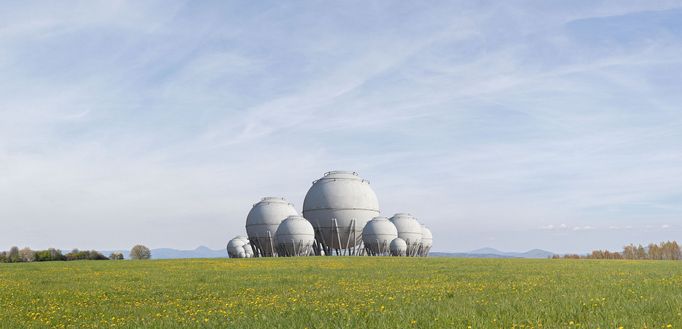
(1, 257, 681, 328)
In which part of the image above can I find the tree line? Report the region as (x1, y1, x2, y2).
(0, 245, 151, 263)
(552, 241, 681, 260)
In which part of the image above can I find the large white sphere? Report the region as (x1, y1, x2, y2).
(303, 171, 380, 250)
(389, 213, 422, 256)
(246, 197, 298, 256)
(362, 217, 398, 256)
(389, 238, 407, 256)
(276, 215, 315, 256)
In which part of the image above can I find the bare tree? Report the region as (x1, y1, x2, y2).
(648, 243, 662, 260)
(623, 244, 636, 259)
(659, 241, 681, 260)
(671, 241, 682, 260)
(586, 241, 680, 261)
(636, 245, 647, 260)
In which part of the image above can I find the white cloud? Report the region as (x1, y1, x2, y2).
(541, 224, 595, 232)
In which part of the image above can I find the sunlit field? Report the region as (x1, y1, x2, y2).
(1, 257, 681, 328)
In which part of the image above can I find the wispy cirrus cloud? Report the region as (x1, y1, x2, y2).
(0, 1, 681, 254)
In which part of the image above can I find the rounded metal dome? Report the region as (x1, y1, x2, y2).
(236, 246, 246, 258)
(275, 215, 315, 256)
(227, 237, 248, 258)
(243, 243, 254, 258)
(419, 224, 433, 257)
(303, 171, 380, 252)
(389, 213, 422, 241)
(276, 215, 315, 240)
(389, 213, 422, 256)
(362, 216, 398, 256)
(227, 237, 245, 249)
(389, 238, 407, 256)
(420, 225, 433, 248)
(245, 197, 298, 257)
(236, 236, 249, 245)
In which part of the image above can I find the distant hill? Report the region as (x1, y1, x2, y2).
(432, 248, 555, 259)
(102, 246, 226, 260)
(429, 252, 518, 258)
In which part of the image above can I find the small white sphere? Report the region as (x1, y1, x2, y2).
(236, 246, 246, 258)
(227, 237, 244, 249)
(390, 238, 407, 256)
(362, 216, 398, 255)
(420, 225, 433, 248)
(389, 213, 422, 256)
(275, 215, 316, 256)
(243, 243, 254, 258)
(419, 225, 433, 257)
(236, 236, 249, 245)
(227, 237, 247, 258)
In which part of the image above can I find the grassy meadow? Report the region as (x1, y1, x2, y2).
(0, 257, 681, 328)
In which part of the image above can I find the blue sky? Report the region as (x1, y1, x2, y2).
(1, 1, 681, 254)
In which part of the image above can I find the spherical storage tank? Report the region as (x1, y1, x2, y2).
(362, 217, 398, 256)
(303, 171, 380, 255)
(389, 213, 422, 257)
(235, 236, 254, 258)
(243, 243, 254, 258)
(227, 237, 250, 258)
(275, 215, 315, 257)
(419, 225, 433, 257)
(390, 238, 407, 257)
(246, 197, 298, 257)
